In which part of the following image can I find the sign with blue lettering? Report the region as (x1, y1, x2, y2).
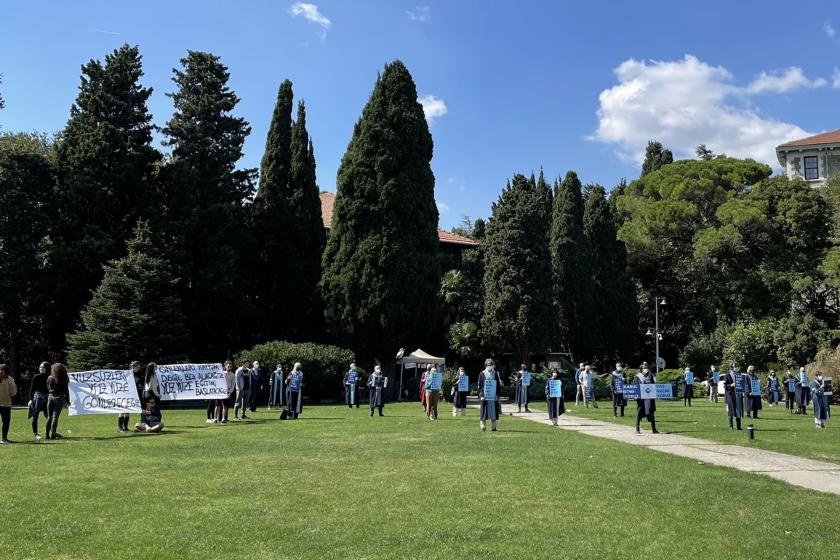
(655, 383, 673, 399)
(429, 372, 443, 391)
(585, 386, 593, 401)
(623, 384, 640, 399)
(614, 377, 624, 393)
(735, 374, 745, 394)
(348, 371, 358, 385)
(523, 371, 531, 386)
(712, 372, 720, 384)
(458, 374, 469, 392)
(549, 379, 562, 398)
(751, 379, 761, 394)
(685, 372, 694, 385)
(289, 372, 302, 391)
(483, 379, 497, 400)
(640, 383, 657, 399)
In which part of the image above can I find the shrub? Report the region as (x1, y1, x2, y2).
(237, 341, 354, 401)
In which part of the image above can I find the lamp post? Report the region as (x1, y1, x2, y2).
(645, 297, 666, 374)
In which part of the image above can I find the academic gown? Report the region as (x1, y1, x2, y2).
(478, 369, 501, 421)
(545, 379, 565, 419)
(344, 370, 359, 406)
(514, 372, 529, 406)
(745, 373, 762, 414)
(812, 381, 830, 421)
(767, 377, 780, 404)
(633, 373, 656, 418)
(682, 373, 694, 398)
(724, 372, 743, 418)
(611, 371, 627, 407)
(270, 370, 284, 406)
(453, 373, 469, 408)
(286, 372, 304, 416)
(796, 375, 811, 408)
(369, 374, 386, 408)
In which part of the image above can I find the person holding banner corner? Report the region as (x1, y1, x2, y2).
(478, 359, 502, 432)
(453, 367, 469, 417)
(215, 361, 236, 424)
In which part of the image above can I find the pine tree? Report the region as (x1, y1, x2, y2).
(67, 222, 189, 370)
(321, 60, 439, 359)
(481, 174, 553, 362)
(550, 171, 587, 356)
(159, 51, 255, 358)
(51, 44, 160, 354)
(641, 140, 673, 176)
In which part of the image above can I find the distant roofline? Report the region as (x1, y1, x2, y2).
(776, 128, 840, 149)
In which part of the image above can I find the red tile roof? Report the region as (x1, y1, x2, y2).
(778, 129, 840, 148)
(320, 191, 477, 247)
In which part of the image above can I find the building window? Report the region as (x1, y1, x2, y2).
(804, 156, 819, 180)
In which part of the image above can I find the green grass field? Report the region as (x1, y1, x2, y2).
(3, 402, 840, 560)
(535, 396, 840, 464)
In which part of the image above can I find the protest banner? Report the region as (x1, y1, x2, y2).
(639, 383, 657, 399)
(155, 363, 227, 401)
(68, 370, 142, 416)
(623, 384, 640, 399)
(585, 385, 593, 401)
(615, 378, 624, 393)
(655, 384, 673, 399)
(712, 372, 720, 384)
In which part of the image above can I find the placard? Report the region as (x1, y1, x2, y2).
(585, 386, 593, 401)
(750, 379, 761, 394)
(68, 370, 142, 416)
(639, 383, 657, 399)
(735, 373, 745, 394)
(458, 374, 469, 392)
(483, 379, 497, 400)
(156, 363, 227, 401)
(712, 372, 720, 384)
(685, 372, 694, 385)
(548, 379, 562, 398)
(347, 371, 358, 385)
(429, 372, 443, 391)
(655, 383, 673, 399)
(523, 371, 531, 386)
(623, 384, 640, 399)
(614, 377, 624, 393)
(289, 373, 303, 391)
(824, 379, 833, 396)
(787, 380, 797, 393)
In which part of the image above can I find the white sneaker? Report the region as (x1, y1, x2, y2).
(35, 434, 42, 443)
(205, 419, 214, 424)
(0, 439, 9, 445)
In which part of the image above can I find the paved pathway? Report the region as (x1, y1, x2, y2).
(493, 403, 840, 495)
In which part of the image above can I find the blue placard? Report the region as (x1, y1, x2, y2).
(458, 374, 469, 392)
(348, 371, 358, 385)
(623, 385, 640, 399)
(430, 372, 443, 391)
(585, 386, 593, 400)
(685, 372, 694, 385)
(483, 379, 497, 400)
(655, 383, 673, 399)
(735, 374, 745, 394)
(712, 372, 720, 384)
(289, 372, 302, 391)
(751, 379, 761, 394)
(548, 379, 562, 398)
(615, 378, 624, 393)
(787, 380, 796, 392)
(523, 371, 531, 386)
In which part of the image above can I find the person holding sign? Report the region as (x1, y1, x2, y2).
(709, 366, 720, 403)
(368, 365, 386, 417)
(580, 365, 597, 409)
(119, 361, 143, 433)
(234, 361, 252, 420)
(0, 364, 17, 444)
(424, 365, 442, 420)
(633, 364, 658, 434)
(134, 398, 164, 433)
(452, 367, 469, 417)
(514, 364, 531, 413)
(214, 361, 236, 424)
(269, 363, 285, 410)
(682, 367, 694, 407)
(783, 370, 796, 413)
(766, 370, 780, 406)
(545, 370, 565, 426)
(46, 363, 70, 440)
(286, 363, 304, 419)
(611, 363, 626, 418)
(724, 364, 744, 431)
(744, 366, 762, 419)
(574, 363, 584, 406)
(478, 359, 502, 432)
(344, 363, 360, 409)
(811, 372, 830, 429)
(795, 367, 810, 415)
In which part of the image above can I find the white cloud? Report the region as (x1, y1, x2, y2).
(833, 68, 840, 88)
(746, 67, 825, 94)
(406, 6, 431, 23)
(825, 21, 836, 38)
(592, 55, 812, 167)
(419, 94, 447, 123)
(437, 201, 450, 213)
(289, 2, 331, 29)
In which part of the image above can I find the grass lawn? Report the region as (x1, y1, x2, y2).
(3, 402, 840, 560)
(536, 397, 840, 464)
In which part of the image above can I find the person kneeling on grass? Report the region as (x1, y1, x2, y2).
(135, 399, 164, 433)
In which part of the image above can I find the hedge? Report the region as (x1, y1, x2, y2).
(236, 341, 354, 401)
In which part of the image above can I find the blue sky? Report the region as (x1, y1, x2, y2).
(2, 1, 840, 228)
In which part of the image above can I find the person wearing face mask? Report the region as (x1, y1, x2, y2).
(611, 363, 626, 418)
(545, 369, 565, 426)
(368, 365, 386, 417)
(269, 363, 285, 410)
(27, 361, 50, 442)
(724, 364, 744, 431)
(424, 365, 441, 420)
(633, 364, 658, 434)
(795, 367, 810, 415)
(574, 362, 585, 406)
(286, 363, 304, 419)
(783, 370, 796, 413)
(514, 364, 531, 413)
(580, 365, 597, 409)
(478, 359, 502, 432)
(744, 365, 762, 419)
(708, 366, 720, 403)
(682, 367, 694, 407)
(810, 371, 830, 429)
(452, 367, 469, 417)
(766, 370, 780, 406)
(344, 363, 360, 409)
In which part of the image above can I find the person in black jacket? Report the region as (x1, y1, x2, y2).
(27, 361, 50, 442)
(46, 363, 70, 440)
(119, 361, 143, 433)
(633, 365, 659, 434)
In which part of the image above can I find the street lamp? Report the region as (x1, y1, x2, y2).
(646, 298, 666, 373)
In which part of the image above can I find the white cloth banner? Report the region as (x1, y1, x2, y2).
(156, 363, 227, 401)
(68, 370, 142, 416)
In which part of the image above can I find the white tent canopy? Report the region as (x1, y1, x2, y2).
(399, 348, 445, 366)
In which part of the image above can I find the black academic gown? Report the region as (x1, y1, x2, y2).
(545, 379, 565, 419)
(745, 373, 762, 414)
(344, 370, 360, 407)
(767, 377, 780, 404)
(478, 369, 501, 421)
(796, 375, 811, 408)
(633, 372, 656, 418)
(514, 371, 529, 407)
(453, 373, 469, 408)
(368, 374, 386, 409)
(611, 371, 627, 407)
(812, 381, 830, 421)
(725, 372, 743, 419)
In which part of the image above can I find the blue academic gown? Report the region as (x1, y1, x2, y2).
(811, 380, 830, 421)
(478, 369, 501, 421)
(725, 372, 743, 419)
(767, 376, 780, 404)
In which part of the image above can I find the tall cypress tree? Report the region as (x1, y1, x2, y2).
(321, 60, 439, 359)
(641, 140, 673, 177)
(481, 174, 553, 363)
(52, 44, 159, 354)
(67, 222, 189, 370)
(550, 171, 587, 356)
(160, 51, 254, 358)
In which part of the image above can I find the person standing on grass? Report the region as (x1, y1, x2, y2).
(269, 363, 284, 410)
(453, 367, 469, 417)
(216, 361, 235, 424)
(709, 366, 720, 403)
(724, 364, 743, 431)
(143, 363, 161, 418)
(744, 365, 762, 419)
(28, 361, 50, 442)
(478, 359, 502, 432)
(119, 361, 143, 433)
(574, 362, 585, 406)
(419, 366, 428, 413)
(134, 398, 164, 433)
(783, 370, 796, 413)
(545, 369, 565, 426)
(424, 365, 441, 420)
(344, 363, 360, 409)
(581, 365, 597, 409)
(682, 367, 694, 407)
(287, 362, 304, 419)
(811, 372, 830, 429)
(368, 365, 386, 417)
(234, 360, 251, 420)
(633, 364, 658, 434)
(767, 370, 781, 406)
(0, 364, 18, 444)
(514, 364, 531, 413)
(795, 367, 810, 415)
(610, 363, 626, 418)
(249, 361, 262, 413)
(46, 363, 69, 440)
